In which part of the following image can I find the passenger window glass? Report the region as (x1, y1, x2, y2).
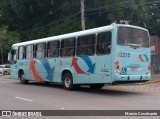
(26, 45, 33, 59)
(60, 38, 75, 57)
(96, 32, 111, 55)
(48, 41, 59, 57)
(77, 34, 95, 56)
(36, 43, 46, 59)
(18, 46, 25, 59)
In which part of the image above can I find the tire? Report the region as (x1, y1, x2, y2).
(62, 73, 75, 90)
(89, 84, 105, 89)
(44, 81, 51, 85)
(19, 71, 29, 84)
(3, 71, 7, 75)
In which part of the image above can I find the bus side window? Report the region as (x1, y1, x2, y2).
(60, 38, 75, 57)
(77, 34, 95, 56)
(36, 43, 46, 59)
(18, 46, 25, 60)
(26, 45, 34, 59)
(96, 32, 112, 55)
(47, 40, 60, 58)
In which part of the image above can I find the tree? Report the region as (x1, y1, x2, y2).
(0, 25, 20, 64)
(146, 0, 160, 36)
(0, 0, 159, 41)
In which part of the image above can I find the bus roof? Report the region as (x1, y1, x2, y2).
(12, 23, 148, 47)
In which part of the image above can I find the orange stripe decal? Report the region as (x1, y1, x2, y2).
(29, 59, 43, 82)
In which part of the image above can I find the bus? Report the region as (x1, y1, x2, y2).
(8, 23, 151, 90)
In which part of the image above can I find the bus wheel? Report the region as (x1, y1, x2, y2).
(19, 72, 29, 84)
(44, 81, 51, 85)
(3, 71, 7, 75)
(63, 73, 74, 90)
(89, 84, 105, 89)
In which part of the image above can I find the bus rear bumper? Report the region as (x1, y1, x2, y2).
(113, 74, 151, 84)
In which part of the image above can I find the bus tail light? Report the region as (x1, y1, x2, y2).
(146, 62, 151, 74)
(115, 60, 120, 74)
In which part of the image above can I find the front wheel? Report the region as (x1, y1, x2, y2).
(63, 73, 75, 90)
(19, 72, 29, 84)
(89, 84, 105, 89)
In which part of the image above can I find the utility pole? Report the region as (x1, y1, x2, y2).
(80, 0, 85, 30)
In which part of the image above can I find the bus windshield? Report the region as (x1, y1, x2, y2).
(117, 27, 149, 48)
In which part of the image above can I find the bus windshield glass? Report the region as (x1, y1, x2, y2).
(117, 27, 149, 48)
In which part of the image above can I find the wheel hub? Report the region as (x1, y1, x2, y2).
(65, 76, 71, 87)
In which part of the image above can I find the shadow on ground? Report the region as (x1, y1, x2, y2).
(13, 81, 143, 96)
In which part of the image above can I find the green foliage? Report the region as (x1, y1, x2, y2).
(0, 25, 20, 63)
(0, 0, 156, 38)
(0, 0, 160, 62)
(146, 0, 160, 36)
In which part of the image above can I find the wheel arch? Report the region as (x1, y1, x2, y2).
(18, 69, 24, 78)
(61, 69, 74, 83)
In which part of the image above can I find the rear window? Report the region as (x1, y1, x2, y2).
(118, 27, 149, 48)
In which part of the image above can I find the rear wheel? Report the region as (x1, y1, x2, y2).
(89, 84, 105, 89)
(63, 73, 75, 90)
(44, 81, 51, 85)
(3, 71, 7, 75)
(19, 71, 29, 84)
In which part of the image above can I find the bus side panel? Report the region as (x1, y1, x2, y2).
(90, 55, 112, 84)
(75, 74, 90, 84)
(17, 58, 61, 83)
(50, 58, 61, 83)
(16, 60, 32, 81)
(22, 60, 33, 81)
(10, 64, 19, 79)
(10, 47, 19, 79)
(27, 58, 60, 82)
(73, 56, 90, 84)
(60, 57, 90, 84)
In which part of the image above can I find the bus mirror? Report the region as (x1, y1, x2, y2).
(8, 52, 11, 61)
(11, 50, 15, 54)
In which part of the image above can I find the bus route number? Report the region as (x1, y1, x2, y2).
(118, 52, 130, 58)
